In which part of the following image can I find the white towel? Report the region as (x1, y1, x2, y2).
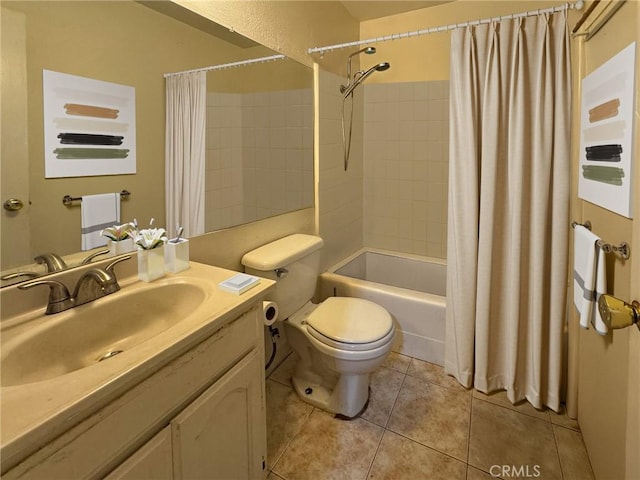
(573, 225, 608, 335)
(590, 245, 608, 335)
(81, 193, 120, 251)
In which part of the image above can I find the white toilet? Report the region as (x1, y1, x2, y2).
(242, 234, 395, 418)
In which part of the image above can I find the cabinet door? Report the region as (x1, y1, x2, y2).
(104, 427, 173, 480)
(171, 349, 266, 480)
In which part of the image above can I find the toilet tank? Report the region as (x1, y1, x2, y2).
(241, 234, 324, 320)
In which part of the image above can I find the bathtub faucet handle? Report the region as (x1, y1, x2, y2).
(275, 268, 288, 278)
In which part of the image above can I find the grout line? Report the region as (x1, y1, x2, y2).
(472, 395, 552, 424)
(467, 393, 474, 471)
(386, 428, 469, 466)
(269, 407, 316, 476)
(550, 423, 566, 480)
(364, 424, 387, 479)
(381, 368, 407, 429)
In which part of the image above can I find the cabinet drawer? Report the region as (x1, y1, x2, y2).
(104, 428, 172, 480)
(7, 307, 261, 480)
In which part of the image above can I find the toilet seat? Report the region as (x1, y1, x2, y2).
(306, 297, 393, 352)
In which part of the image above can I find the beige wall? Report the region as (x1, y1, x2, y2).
(2, 0, 358, 270)
(570, 2, 639, 479)
(4, 0, 253, 258)
(172, 0, 358, 76)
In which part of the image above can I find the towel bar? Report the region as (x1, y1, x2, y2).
(63, 190, 131, 206)
(571, 220, 592, 230)
(597, 240, 630, 260)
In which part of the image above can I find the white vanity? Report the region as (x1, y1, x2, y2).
(0, 261, 274, 479)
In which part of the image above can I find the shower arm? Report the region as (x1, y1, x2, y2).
(341, 46, 376, 93)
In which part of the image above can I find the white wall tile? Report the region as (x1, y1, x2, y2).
(363, 80, 449, 259)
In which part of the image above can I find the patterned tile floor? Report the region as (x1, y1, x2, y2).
(265, 352, 594, 480)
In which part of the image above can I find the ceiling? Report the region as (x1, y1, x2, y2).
(340, 1, 454, 21)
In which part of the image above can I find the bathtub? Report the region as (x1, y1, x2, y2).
(318, 248, 446, 366)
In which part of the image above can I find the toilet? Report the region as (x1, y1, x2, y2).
(242, 234, 395, 418)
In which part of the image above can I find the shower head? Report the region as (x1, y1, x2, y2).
(342, 62, 390, 98)
(341, 46, 378, 93)
(348, 46, 376, 59)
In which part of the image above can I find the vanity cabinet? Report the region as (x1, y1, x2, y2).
(5, 305, 267, 480)
(104, 428, 173, 480)
(105, 350, 264, 480)
(172, 349, 264, 480)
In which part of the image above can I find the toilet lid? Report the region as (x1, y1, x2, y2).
(306, 297, 393, 345)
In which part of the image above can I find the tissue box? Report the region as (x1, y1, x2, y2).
(164, 238, 189, 273)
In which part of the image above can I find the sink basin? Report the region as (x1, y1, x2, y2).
(1, 281, 207, 387)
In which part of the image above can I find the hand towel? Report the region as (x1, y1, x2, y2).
(590, 245, 608, 335)
(81, 193, 120, 251)
(573, 225, 608, 334)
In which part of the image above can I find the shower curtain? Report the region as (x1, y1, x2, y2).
(165, 72, 206, 238)
(445, 12, 571, 411)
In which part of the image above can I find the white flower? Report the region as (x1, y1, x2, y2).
(101, 222, 135, 241)
(132, 227, 167, 250)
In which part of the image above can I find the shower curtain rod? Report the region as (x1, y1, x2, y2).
(164, 54, 286, 78)
(308, 0, 584, 54)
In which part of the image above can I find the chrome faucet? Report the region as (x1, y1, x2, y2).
(34, 252, 68, 272)
(19, 255, 131, 314)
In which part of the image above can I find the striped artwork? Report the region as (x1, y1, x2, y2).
(578, 42, 636, 218)
(43, 70, 136, 178)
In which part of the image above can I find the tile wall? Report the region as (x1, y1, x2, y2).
(363, 81, 449, 258)
(317, 70, 365, 271)
(205, 89, 313, 232)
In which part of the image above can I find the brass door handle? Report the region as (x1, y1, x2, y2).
(3, 198, 24, 211)
(597, 294, 640, 331)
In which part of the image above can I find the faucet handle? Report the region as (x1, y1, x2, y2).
(1, 271, 40, 281)
(105, 254, 132, 272)
(18, 279, 72, 314)
(104, 254, 132, 283)
(80, 248, 110, 265)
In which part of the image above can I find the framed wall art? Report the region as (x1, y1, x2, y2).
(578, 42, 636, 218)
(43, 70, 136, 178)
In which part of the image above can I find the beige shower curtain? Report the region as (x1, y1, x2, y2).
(445, 12, 571, 411)
(165, 72, 206, 238)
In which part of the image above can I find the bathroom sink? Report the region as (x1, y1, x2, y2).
(1, 280, 208, 387)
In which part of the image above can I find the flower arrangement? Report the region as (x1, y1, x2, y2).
(129, 219, 167, 250)
(101, 222, 135, 242)
(132, 227, 167, 250)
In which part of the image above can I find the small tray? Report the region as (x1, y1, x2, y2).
(218, 273, 261, 295)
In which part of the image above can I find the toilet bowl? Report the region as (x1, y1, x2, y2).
(241, 234, 395, 418)
(285, 298, 394, 418)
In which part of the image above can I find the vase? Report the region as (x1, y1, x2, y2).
(137, 245, 165, 282)
(108, 237, 135, 256)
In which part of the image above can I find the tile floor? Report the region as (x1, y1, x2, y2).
(265, 352, 595, 480)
